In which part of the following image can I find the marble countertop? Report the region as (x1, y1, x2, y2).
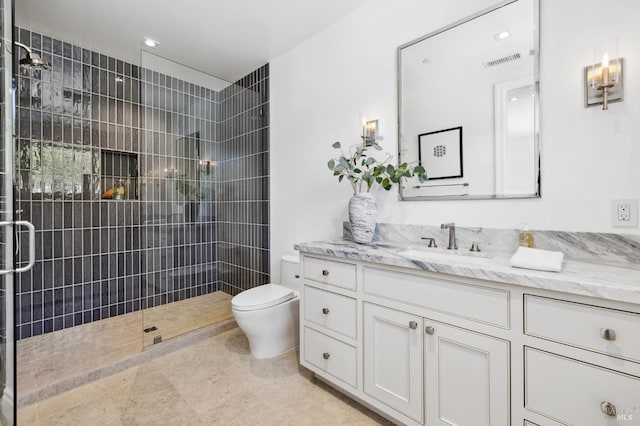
(294, 239, 640, 305)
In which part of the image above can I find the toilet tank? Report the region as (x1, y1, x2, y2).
(280, 254, 301, 293)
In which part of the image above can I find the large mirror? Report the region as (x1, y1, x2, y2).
(398, 0, 540, 200)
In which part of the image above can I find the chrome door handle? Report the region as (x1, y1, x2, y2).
(600, 328, 616, 341)
(0, 220, 36, 275)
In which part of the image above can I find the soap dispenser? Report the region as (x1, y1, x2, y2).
(519, 225, 534, 248)
(114, 179, 126, 200)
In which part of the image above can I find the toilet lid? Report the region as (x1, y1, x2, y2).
(231, 284, 295, 311)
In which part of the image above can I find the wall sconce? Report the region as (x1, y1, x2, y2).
(361, 119, 380, 146)
(199, 160, 215, 174)
(584, 53, 624, 110)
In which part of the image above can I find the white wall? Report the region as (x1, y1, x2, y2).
(270, 0, 640, 280)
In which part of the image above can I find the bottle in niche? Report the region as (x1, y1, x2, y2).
(519, 225, 534, 248)
(114, 179, 126, 200)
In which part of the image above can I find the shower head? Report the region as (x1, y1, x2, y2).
(14, 41, 51, 70)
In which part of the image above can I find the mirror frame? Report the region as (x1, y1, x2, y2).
(397, 0, 540, 201)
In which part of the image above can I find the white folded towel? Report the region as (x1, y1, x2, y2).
(510, 246, 564, 272)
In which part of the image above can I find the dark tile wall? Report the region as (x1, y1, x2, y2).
(217, 65, 270, 295)
(13, 28, 253, 339)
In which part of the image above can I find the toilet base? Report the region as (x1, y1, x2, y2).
(232, 296, 299, 359)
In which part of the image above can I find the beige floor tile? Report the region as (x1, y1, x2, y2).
(120, 370, 198, 426)
(18, 291, 232, 396)
(17, 312, 143, 394)
(16, 403, 38, 425)
(35, 367, 139, 421)
(38, 399, 124, 426)
(17, 326, 388, 425)
(143, 292, 233, 347)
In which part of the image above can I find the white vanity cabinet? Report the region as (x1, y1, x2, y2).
(424, 320, 510, 426)
(363, 303, 424, 423)
(298, 253, 640, 426)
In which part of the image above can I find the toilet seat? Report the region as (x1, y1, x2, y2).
(231, 284, 296, 312)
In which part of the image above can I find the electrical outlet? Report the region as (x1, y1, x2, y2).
(612, 199, 638, 227)
(618, 203, 631, 221)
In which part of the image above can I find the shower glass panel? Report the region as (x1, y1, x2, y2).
(1, 0, 15, 423)
(139, 53, 230, 348)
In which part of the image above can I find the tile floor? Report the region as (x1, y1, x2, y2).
(18, 292, 233, 395)
(142, 292, 233, 348)
(17, 327, 391, 425)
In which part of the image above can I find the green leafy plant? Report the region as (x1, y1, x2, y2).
(327, 141, 427, 193)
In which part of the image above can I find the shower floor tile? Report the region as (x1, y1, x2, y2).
(18, 328, 391, 425)
(142, 291, 233, 348)
(17, 291, 233, 397)
(17, 311, 143, 395)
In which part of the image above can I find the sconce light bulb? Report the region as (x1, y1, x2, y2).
(602, 52, 610, 68)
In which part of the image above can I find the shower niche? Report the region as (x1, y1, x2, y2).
(100, 150, 139, 200)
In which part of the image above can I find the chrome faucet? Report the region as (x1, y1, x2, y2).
(441, 223, 457, 250)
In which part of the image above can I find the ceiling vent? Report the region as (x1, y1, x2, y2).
(483, 52, 521, 68)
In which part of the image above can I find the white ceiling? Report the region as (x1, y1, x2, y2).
(15, 0, 370, 83)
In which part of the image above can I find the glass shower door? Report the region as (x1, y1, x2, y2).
(1, 2, 36, 423)
(0, 0, 15, 422)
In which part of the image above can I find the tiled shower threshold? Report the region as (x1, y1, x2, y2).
(17, 291, 235, 407)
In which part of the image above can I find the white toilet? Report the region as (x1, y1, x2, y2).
(231, 255, 300, 359)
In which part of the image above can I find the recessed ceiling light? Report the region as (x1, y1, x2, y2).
(510, 97, 519, 102)
(494, 30, 511, 41)
(422, 58, 432, 64)
(143, 37, 158, 48)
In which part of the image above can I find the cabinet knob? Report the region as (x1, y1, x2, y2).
(322, 308, 330, 315)
(425, 326, 435, 335)
(600, 328, 616, 341)
(294, 274, 300, 279)
(322, 352, 330, 360)
(409, 321, 418, 329)
(322, 269, 330, 276)
(600, 401, 617, 417)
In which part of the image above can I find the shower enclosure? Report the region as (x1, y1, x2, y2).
(3, 4, 271, 416)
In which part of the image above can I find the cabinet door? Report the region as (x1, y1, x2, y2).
(364, 303, 423, 423)
(425, 320, 510, 426)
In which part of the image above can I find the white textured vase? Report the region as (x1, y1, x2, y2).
(349, 192, 377, 244)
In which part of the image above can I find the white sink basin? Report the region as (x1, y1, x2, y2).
(398, 249, 491, 265)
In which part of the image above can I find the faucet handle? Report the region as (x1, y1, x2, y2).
(421, 237, 437, 248)
(469, 241, 481, 252)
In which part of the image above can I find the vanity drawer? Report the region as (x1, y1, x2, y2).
(304, 327, 357, 388)
(525, 347, 640, 425)
(525, 295, 640, 362)
(304, 256, 357, 291)
(363, 266, 510, 328)
(304, 286, 357, 339)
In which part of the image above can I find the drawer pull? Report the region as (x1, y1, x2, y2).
(322, 307, 330, 315)
(409, 321, 418, 329)
(600, 328, 616, 341)
(425, 326, 435, 335)
(600, 401, 617, 417)
(322, 269, 330, 276)
(322, 352, 330, 360)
